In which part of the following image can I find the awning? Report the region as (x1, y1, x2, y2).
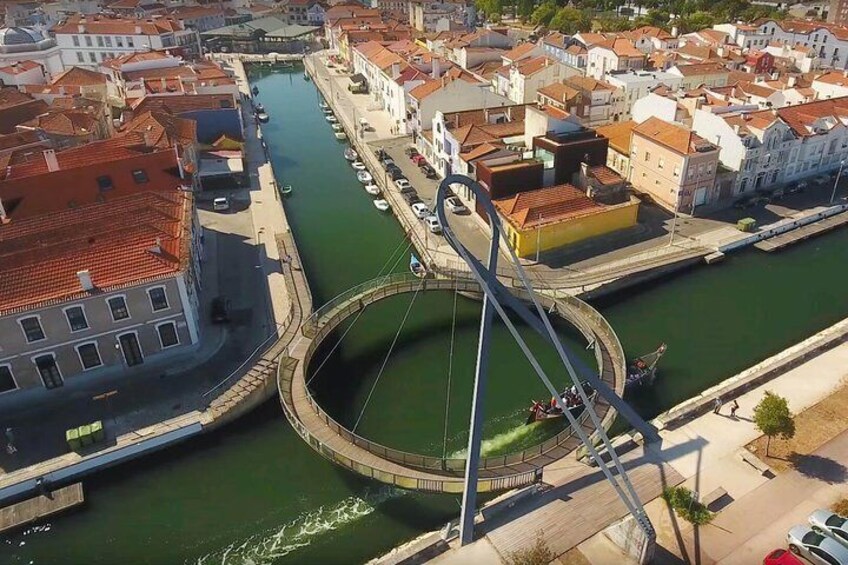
(350, 73, 367, 85)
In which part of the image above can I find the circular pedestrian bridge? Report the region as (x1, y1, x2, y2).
(277, 273, 626, 493)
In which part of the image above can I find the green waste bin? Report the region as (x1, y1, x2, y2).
(737, 217, 757, 232)
(90, 420, 104, 443)
(66, 427, 81, 451)
(78, 424, 93, 446)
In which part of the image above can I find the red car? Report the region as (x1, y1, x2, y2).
(411, 154, 426, 165)
(764, 549, 804, 565)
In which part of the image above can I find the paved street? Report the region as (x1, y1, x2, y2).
(0, 189, 270, 475)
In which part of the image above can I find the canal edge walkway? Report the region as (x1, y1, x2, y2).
(0, 59, 313, 505)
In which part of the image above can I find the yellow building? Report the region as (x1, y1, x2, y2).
(494, 184, 640, 258)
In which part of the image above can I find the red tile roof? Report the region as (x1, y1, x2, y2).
(633, 116, 715, 155)
(0, 190, 192, 316)
(502, 42, 538, 62)
(0, 61, 42, 75)
(51, 14, 185, 35)
(119, 110, 197, 148)
(494, 183, 604, 229)
(19, 109, 100, 138)
(52, 66, 109, 87)
(131, 93, 236, 114)
(0, 91, 48, 135)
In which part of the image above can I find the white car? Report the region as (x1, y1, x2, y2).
(788, 525, 848, 565)
(411, 202, 430, 219)
(395, 178, 411, 190)
(212, 197, 230, 211)
(810, 510, 848, 547)
(425, 215, 442, 234)
(445, 196, 467, 214)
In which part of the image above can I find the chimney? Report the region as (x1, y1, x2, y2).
(135, 25, 142, 34)
(391, 62, 400, 79)
(160, 77, 166, 90)
(149, 237, 162, 254)
(78, 24, 85, 33)
(76, 270, 94, 292)
(143, 129, 154, 147)
(788, 75, 797, 87)
(671, 25, 679, 38)
(431, 56, 440, 79)
(43, 149, 59, 172)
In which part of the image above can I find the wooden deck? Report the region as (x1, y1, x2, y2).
(0, 483, 84, 534)
(754, 211, 848, 252)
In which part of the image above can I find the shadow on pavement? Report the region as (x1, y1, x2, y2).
(788, 453, 848, 484)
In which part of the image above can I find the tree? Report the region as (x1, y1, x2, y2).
(518, 0, 535, 21)
(676, 10, 715, 33)
(549, 6, 591, 34)
(530, 1, 558, 26)
(476, 0, 503, 19)
(753, 391, 796, 457)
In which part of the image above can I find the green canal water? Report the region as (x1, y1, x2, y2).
(4, 65, 848, 564)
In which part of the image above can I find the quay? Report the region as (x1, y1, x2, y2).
(754, 209, 848, 252)
(0, 483, 83, 534)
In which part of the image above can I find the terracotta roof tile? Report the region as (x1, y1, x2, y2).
(51, 14, 184, 35)
(537, 82, 580, 104)
(0, 61, 42, 75)
(596, 120, 636, 154)
(494, 183, 604, 229)
(633, 116, 714, 155)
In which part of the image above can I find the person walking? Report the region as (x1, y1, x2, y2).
(730, 400, 739, 418)
(5, 427, 16, 455)
(713, 397, 723, 415)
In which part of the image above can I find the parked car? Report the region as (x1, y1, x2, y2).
(376, 148, 388, 160)
(421, 164, 438, 179)
(404, 146, 419, 157)
(412, 154, 427, 166)
(399, 184, 416, 195)
(381, 157, 395, 169)
(411, 202, 431, 219)
(402, 191, 421, 205)
(395, 178, 411, 190)
(425, 215, 442, 234)
(445, 196, 467, 214)
(210, 296, 231, 324)
(388, 168, 405, 181)
(763, 549, 804, 565)
(788, 180, 808, 194)
(787, 525, 848, 565)
(212, 197, 230, 211)
(810, 510, 848, 547)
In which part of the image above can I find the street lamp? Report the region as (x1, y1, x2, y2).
(831, 159, 845, 205)
(535, 213, 543, 262)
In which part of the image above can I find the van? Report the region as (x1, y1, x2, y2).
(213, 197, 230, 211)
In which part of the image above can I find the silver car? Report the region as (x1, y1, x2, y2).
(788, 525, 848, 565)
(810, 510, 848, 547)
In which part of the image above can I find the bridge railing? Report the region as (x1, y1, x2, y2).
(290, 275, 613, 476)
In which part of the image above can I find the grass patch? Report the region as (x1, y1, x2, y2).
(507, 534, 555, 565)
(746, 376, 848, 473)
(662, 486, 713, 526)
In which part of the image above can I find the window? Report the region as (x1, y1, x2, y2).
(157, 322, 179, 348)
(644, 151, 651, 162)
(76, 52, 84, 63)
(34, 355, 63, 389)
(127, 36, 134, 47)
(84, 35, 92, 47)
(89, 52, 97, 63)
(657, 157, 664, 170)
(148, 287, 169, 311)
(77, 343, 102, 370)
(96, 35, 104, 47)
(97, 175, 113, 191)
(65, 306, 88, 332)
(132, 169, 148, 184)
(108, 296, 130, 321)
(19, 317, 45, 342)
(116, 36, 123, 47)
(104, 36, 112, 47)
(0, 366, 16, 394)
(72, 35, 80, 47)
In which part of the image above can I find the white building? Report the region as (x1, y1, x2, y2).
(692, 97, 848, 195)
(605, 70, 683, 121)
(757, 19, 848, 69)
(812, 70, 848, 98)
(51, 14, 201, 68)
(0, 26, 64, 78)
(0, 60, 47, 86)
(507, 56, 570, 104)
(587, 38, 645, 80)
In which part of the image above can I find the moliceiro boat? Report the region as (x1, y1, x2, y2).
(527, 383, 595, 424)
(625, 343, 666, 390)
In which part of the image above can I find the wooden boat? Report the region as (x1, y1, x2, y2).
(334, 131, 347, 140)
(257, 111, 269, 123)
(625, 343, 666, 389)
(280, 184, 293, 195)
(343, 147, 358, 161)
(364, 183, 380, 195)
(356, 170, 373, 184)
(526, 384, 595, 424)
(252, 86, 259, 95)
(374, 199, 390, 211)
(410, 254, 426, 278)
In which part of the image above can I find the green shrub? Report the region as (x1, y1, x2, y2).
(507, 534, 555, 565)
(662, 486, 713, 526)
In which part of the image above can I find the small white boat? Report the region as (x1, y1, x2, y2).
(331, 123, 344, 132)
(319, 101, 329, 110)
(257, 111, 269, 123)
(326, 115, 338, 124)
(351, 160, 366, 171)
(357, 170, 373, 183)
(410, 254, 426, 278)
(364, 183, 380, 195)
(322, 107, 334, 115)
(344, 148, 358, 161)
(374, 199, 390, 211)
(255, 103, 265, 112)
(335, 132, 347, 140)
(280, 184, 293, 195)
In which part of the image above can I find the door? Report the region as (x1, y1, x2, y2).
(35, 355, 63, 389)
(119, 333, 144, 367)
(694, 187, 707, 206)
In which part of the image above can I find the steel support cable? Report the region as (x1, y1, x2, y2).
(442, 278, 459, 460)
(353, 277, 426, 432)
(434, 175, 651, 532)
(305, 237, 415, 387)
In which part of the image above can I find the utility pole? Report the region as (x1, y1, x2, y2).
(535, 213, 543, 262)
(831, 159, 845, 205)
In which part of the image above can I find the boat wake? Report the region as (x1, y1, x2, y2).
(192, 487, 403, 565)
(450, 414, 562, 459)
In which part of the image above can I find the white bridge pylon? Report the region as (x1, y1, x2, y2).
(434, 175, 658, 546)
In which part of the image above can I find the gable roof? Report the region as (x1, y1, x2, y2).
(597, 120, 636, 154)
(633, 116, 714, 155)
(493, 183, 604, 229)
